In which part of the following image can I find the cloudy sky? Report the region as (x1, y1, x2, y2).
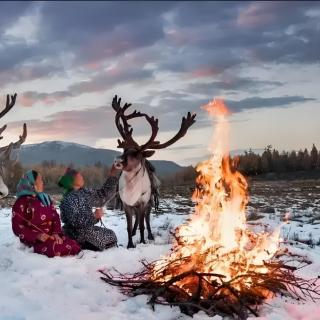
(0, 1, 319, 165)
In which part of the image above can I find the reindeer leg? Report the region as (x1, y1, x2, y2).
(145, 203, 154, 241)
(125, 208, 135, 249)
(132, 213, 139, 237)
(139, 207, 146, 244)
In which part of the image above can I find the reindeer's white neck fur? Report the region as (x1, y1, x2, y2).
(0, 175, 9, 199)
(119, 162, 151, 207)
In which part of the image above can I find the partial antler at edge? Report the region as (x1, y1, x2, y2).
(0, 93, 27, 151)
(0, 94, 17, 119)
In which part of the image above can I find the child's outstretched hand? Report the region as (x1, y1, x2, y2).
(94, 208, 104, 220)
(109, 163, 121, 177)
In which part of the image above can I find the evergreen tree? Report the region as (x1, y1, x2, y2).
(288, 151, 297, 171)
(297, 150, 305, 170)
(261, 145, 273, 173)
(302, 148, 311, 170)
(310, 144, 318, 169)
(272, 149, 281, 173)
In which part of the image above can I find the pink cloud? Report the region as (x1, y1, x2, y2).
(165, 29, 190, 46)
(18, 95, 37, 107)
(83, 61, 101, 71)
(237, 3, 275, 28)
(4, 105, 117, 146)
(189, 67, 220, 78)
(19, 91, 69, 107)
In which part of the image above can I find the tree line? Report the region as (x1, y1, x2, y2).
(163, 144, 320, 186)
(6, 144, 320, 193)
(238, 144, 320, 176)
(8, 160, 111, 194)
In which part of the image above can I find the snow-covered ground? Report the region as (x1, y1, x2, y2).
(0, 188, 320, 320)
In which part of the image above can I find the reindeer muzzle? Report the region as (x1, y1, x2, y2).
(114, 156, 125, 170)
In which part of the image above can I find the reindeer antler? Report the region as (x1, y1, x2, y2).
(112, 95, 141, 149)
(0, 94, 17, 118)
(11, 123, 27, 149)
(111, 95, 196, 153)
(0, 93, 27, 151)
(139, 115, 160, 151)
(0, 94, 17, 140)
(0, 125, 7, 140)
(148, 112, 196, 149)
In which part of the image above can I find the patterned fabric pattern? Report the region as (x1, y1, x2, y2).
(12, 196, 81, 258)
(59, 176, 118, 251)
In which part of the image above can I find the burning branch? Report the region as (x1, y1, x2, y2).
(100, 257, 320, 319)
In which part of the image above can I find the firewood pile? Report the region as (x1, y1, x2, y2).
(101, 253, 320, 319)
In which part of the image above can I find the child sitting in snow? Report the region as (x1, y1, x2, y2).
(58, 165, 119, 251)
(12, 170, 81, 258)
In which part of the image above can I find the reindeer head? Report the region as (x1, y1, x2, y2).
(111, 95, 196, 172)
(0, 94, 27, 198)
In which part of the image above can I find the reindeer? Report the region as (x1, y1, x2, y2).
(0, 93, 27, 198)
(111, 95, 196, 248)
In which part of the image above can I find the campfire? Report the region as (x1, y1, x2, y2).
(101, 99, 320, 319)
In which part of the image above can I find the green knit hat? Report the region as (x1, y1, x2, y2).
(58, 168, 79, 193)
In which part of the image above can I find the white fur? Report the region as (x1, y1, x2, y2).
(0, 175, 9, 199)
(119, 163, 151, 207)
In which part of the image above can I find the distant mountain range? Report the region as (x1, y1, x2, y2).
(18, 141, 184, 177)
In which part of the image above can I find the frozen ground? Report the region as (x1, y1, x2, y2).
(0, 180, 320, 320)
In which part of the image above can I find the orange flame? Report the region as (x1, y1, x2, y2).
(201, 98, 230, 116)
(152, 99, 280, 295)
